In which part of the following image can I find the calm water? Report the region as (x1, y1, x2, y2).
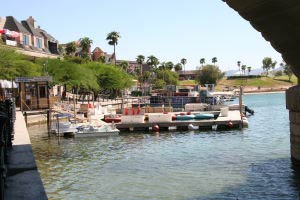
(28, 93, 300, 200)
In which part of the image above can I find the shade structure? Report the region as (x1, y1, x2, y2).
(0, 80, 18, 88)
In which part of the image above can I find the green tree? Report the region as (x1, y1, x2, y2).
(165, 61, 174, 71)
(136, 55, 145, 75)
(196, 64, 224, 86)
(241, 65, 246, 75)
(158, 62, 166, 70)
(262, 57, 277, 76)
(0, 46, 41, 79)
(98, 55, 106, 63)
(79, 37, 93, 59)
(146, 55, 160, 71)
(58, 44, 64, 55)
(106, 31, 121, 65)
(212, 57, 218, 65)
(174, 63, 182, 72)
(247, 66, 251, 76)
(153, 70, 178, 89)
(65, 42, 77, 56)
(237, 61, 241, 75)
(200, 58, 205, 66)
(119, 61, 129, 72)
(181, 58, 187, 74)
(280, 61, 293, 82)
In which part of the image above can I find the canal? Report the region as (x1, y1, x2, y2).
(28, 93, 300, 200)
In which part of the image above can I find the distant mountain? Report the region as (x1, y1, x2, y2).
(224, 68, 264, 76)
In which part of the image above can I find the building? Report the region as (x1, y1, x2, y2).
(115, 60, 151, 74)
(178, 70, 198, 80)
(0, 16, 59, 57)
(92, 47, 115, 63)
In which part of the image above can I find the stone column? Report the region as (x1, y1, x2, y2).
(286, 85, 300, 165)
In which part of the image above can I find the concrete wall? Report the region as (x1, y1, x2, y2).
(5, 111, 48, 200)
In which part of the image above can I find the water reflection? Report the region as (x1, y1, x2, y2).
(27, 93, 298, 200)
(198, 158, 300, 200)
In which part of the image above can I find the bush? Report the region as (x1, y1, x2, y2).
(131, 91, 142, 97)
(274, 70, 283, 77)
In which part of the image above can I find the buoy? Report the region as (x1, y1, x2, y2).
(187, 112, 191, 115)
(228, 121, 233, 128)
(152, 124, 160, 132)
(125, 108, 128, 115)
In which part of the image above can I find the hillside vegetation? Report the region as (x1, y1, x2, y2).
(180, 75, 296, 91)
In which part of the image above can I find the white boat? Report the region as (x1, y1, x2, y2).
(50, 121, 77, 136)
(74, 124, 119, 137)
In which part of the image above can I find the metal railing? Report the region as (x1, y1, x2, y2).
(0, 99, 16, 199)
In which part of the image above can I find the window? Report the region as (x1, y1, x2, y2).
(36, 37, 42, 49)
(39, 86, 47, 98)
(22, 35, 29, 45)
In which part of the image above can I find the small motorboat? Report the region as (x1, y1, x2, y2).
(194, 113, 214, 120)
(176, 114, 195, 120)
(50, 121, 77, 137)
(75, 124, 119, 137)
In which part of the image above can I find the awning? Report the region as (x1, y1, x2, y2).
(2, 29, 20, 38)
(0, 80, 18, 88)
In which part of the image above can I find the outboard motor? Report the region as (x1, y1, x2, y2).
(245, 106, 254, 115)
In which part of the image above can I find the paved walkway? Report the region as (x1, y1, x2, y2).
(5, 111, 47, 200)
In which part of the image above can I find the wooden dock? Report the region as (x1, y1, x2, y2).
(115, 110, 247, 131)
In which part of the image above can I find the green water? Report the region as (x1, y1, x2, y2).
(28, 93, 300, 200)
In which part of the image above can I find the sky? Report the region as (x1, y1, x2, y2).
(2, 0, 283, 71)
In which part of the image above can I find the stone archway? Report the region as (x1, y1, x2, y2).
(223, 0, 300, 164)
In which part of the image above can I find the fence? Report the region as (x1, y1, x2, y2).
(0, 99, 16, 199)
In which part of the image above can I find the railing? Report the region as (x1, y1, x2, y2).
(0, 99, 16, 199)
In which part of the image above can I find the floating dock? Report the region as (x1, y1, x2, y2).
(115, 110, 247, 132)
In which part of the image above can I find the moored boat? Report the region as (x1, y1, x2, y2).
(74, 124, 119, 137)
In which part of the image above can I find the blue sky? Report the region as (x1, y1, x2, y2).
(2, 0, 282, 71)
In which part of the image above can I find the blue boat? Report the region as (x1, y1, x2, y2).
(194, 113, 214, 120)
(176, 114, 195, 120)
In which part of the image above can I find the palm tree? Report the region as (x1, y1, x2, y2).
(106, 31, 121, 65)
(237, 61, 241, 75)
(200, 58, 205, 66)
(174, 63, 182, 72)
(241, 65, 246, 75)
(212, 57, 218, 65)
(165, 61, 174, 71)
(119, 61, 129, 72)
(158, 62, 166, 70)
(181, 58, 187, 75)
(79, 37, 93, 58)
(65, 41, 77, 56)
(136, 55, 145, 75)
(146, 55, 160, 71)
(247, 66, 251, 76)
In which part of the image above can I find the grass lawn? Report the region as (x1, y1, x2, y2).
(216, 75, 296, 90)
(179, 80, 196, 85)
